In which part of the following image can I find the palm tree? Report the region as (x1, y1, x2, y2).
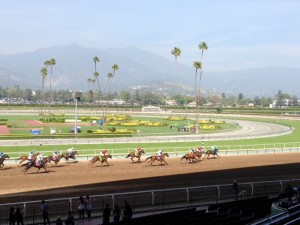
(93, 56, 101, 93)
(44, 60, 51, 103)
(193, 61, 202, 133)
(49, 58, 56, 104)
(107, 72, 114, 94)
(87, 77, 96, 115)
(171, 47, 181, 75)
(40, 67, 48, 115)
(198, 42, 208, 81)
(171, 47, 190, 127)
(193, 61, 202, 99)
(112, 64, 119, 76)
(103, 72, 114, 119)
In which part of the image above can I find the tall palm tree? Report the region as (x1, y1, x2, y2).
(171, 47, 190, 127)
(112, 64, 119, 76)
(103, 72, 114, 119)
(198, 42, 208, 81)
(40, 67, 48, 115)
(87, 77, 96, 115)
(49, 58, 56, 104)
(44, 60, 51, 103)
(193, 61, 202, 99)
(171, 47, 181, 75)
(107, 72, 114, 94)
(93, 56, 101, 93)
(193, 61, 202, 133)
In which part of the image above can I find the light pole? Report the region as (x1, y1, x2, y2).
(72, 91, 82, 134)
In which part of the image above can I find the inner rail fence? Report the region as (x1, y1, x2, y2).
(4, 141, 300, 162)
(0, 179, 299, 225)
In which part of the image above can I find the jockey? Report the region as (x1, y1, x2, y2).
(53, 150, 59, 160)
(36, 153, 44, 163)
(68, 147, 74, 157)
(189, 148, 195, 155)
(157, 149, 163, 160)
(28, 150, 35, 160)
(0, 152, 3, 158)
(196, 147, 203, 153)
(211, 145, 218, 153)
(135, 148, 142, 155)
(100, 149, 108, 158)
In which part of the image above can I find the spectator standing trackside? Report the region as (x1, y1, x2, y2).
(77, 196, 85, 219)
(85, 195, 92, 219)
(55, 216, 63, 225)
(9, 206, 16, 225)
(102, 204, 111, 225)
(232, 180, 239, 201)
(113, 204, 121, 223)
(16, 207, 24, 225)
(123, 201, 133, 221)
(41, 200, 50, 225)
(65, 211, 75, 225)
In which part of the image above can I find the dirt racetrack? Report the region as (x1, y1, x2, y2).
(1, 153, 300, 204)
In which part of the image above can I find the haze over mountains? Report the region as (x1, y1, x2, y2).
(0, 44, 299, 98)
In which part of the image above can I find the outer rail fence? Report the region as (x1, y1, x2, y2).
(0, 179, 299, 225)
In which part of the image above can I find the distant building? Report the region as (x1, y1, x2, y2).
(187, 101, 197, 107)
(165, 99, 176, 106)
(142, 105, 161, 112)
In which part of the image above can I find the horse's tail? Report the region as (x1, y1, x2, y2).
(145, 156, 152, 162)
(181, 155, 187, 161)
(125, 153, 131, 158)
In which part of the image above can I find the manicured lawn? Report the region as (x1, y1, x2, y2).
(1, 113, 299, 157)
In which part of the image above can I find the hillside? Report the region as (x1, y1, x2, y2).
(0, 45, 299, 98)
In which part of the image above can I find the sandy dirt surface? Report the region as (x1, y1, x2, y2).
(1, 153, 300, 204)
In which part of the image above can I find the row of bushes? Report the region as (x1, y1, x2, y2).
(199, 120, 225, 124)
(106, 121, 168, 126)
(39, 118, 65, 123)
(0, 132, 133, 140)
(164, 117, 187, 121)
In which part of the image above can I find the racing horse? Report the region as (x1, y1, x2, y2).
(21, 157, 48, 174)
(45, 154, 64, 166)
(181, 148, 205, 164)
(125, 149, 145, 163)
(145, 153, 169, 166)
(61, 151, 78, 163)
(89, 154, 112, 167)
(17, 152, 40, 167)
(205, 148, 220, 159)
(0, 154, 10, 168)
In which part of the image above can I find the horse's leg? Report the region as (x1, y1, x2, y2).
(18, 160, 23, 167)
(163, 159, 168, 165)
(23, 167, 28, 174)
(43, 166, 48, 173)
(151, 159, 154, 166)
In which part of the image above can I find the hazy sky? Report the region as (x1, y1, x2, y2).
(1, 0, 300, 72)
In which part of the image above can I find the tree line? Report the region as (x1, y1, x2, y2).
(0, 85, 297, 108)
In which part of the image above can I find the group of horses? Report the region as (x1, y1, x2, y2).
(124, 147, 220, 165)
(180, 148, 220, 164)
(14, 151, 79, 173)
(0, 147, 220, 173)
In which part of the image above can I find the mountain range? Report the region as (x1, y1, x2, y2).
(0, 44, 299, 98)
